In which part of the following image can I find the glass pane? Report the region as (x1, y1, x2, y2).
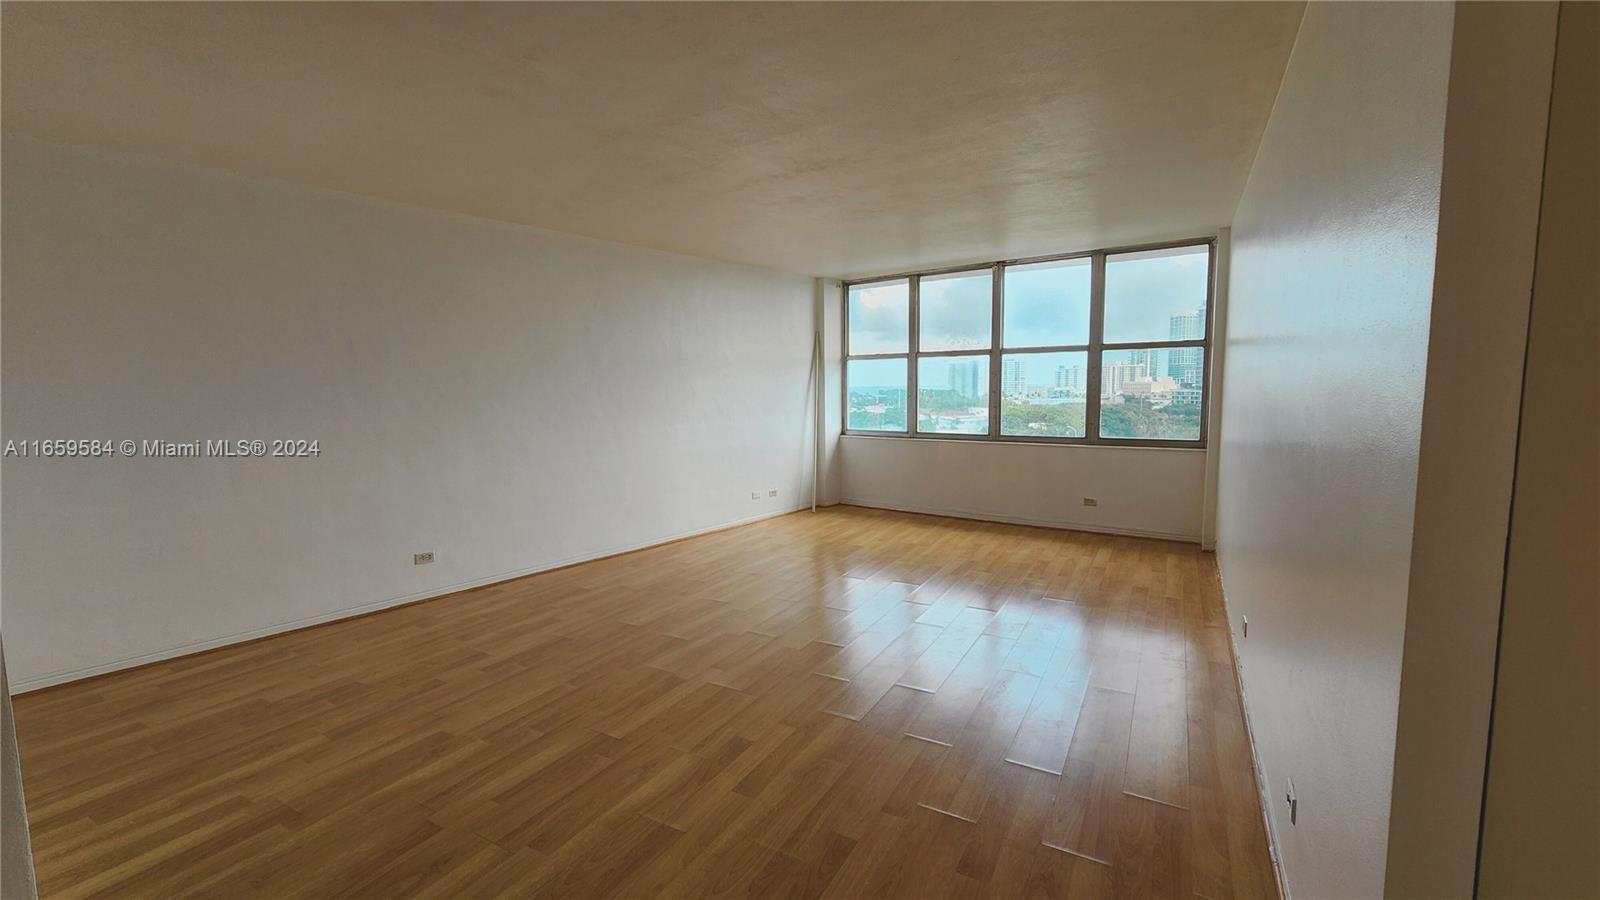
(1103, 245, 1210, 344)
(1099, 348, 1204, 441)
(846, 358, 908, 432)
(848, 280, 910, 355)
(918, 269, 992, 352)
(917, 355, 990, 434)
(1002, 257, 1091, 348)
(1000, 351, 1087, 437)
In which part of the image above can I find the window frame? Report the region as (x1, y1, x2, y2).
(842, 278, 912, 434)
(842, 236, 1215, 448)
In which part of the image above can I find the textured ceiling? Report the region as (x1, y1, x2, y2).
(2, 2, 1303, 278)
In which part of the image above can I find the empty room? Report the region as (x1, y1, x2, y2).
(1, 2, 1594, 898)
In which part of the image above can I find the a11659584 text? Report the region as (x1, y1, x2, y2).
(2, 439, 322, 459)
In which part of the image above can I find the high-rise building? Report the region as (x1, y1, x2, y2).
(1101, 361, 1145, 398)
(1130, 348, 1162, 380)
(947, 360, 982, 398)
(1001, 358, 1026, 398)
(1169, 308, 1205, 388)
(1054, 364, 1083, 392)
(1169, 308, 1204, 340)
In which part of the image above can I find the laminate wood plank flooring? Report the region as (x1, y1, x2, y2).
(15, 506, 1278, 898)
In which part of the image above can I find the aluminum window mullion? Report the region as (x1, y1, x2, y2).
(1086, 252, 1106, 443)
(999, 249, 1095, 269)
(840, 236, 1213, 291)
(846, 351, 917, 361)
(908, 274, 920, 436)
(1098, 236, 1219, 257)
(999, 343, 1093, 355)
(1001, 346, 1095, 356)
(1101, 339, 1207, 352)
(840, 281, 848, 435)
(1199, 243, 1217, 447)
(988, 264, 1003, 440)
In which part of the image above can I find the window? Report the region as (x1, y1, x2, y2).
(1001, 350, 1088, 437)
(1100, 245, 1209, 442)
(918, 354, 989, 434)
(844, 240, 1212, 445)
(999, 257, 1092, 438)
(847, 279, 910, 355)
(846, 358, 908, 432)
(1003, 257, 1091, 348)
(1098, 348, 1204, 441)
(846, 280, 910, 432)
(918, 269, 992, 352)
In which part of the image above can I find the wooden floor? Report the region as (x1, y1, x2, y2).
(15, 506, 1278, 899)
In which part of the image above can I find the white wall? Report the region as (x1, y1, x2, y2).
(841, 437, 1206, 542)
(1478, 6, 1600, 893)
(1, 640, 37, 899)
(1217, 3, 1455, 898)
(1200, 227, 1231, 550)
(1, 137, 817, 690)
(1383, 4, 1556, 894)
(815, 280, 844, 507)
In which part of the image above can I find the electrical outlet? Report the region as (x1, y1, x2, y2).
(768, 489, 778, 498)
(751, 491, 761, 500)
(1242, 614, 1249, 638)
(1082, 497, 1099, 507)
(1285, 778, 1297, 825)
(413, 552, 434, 565)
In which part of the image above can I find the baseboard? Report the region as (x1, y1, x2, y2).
(12, 503, 811, 694)
(1212, 556, 1292, 900)
(839, 497, 1201, 544)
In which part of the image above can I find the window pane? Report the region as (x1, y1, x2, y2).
(1103, 245, 1209, 344)
(918, 269, 992, 352)
(1099, 348, 1204, 441)
(1002, 257, 1091, 348)
(917, 355, 990, 434)
(846, 358, 909, 432)
(848, 280, 910, 355)
(1000, 351, 1087, 437)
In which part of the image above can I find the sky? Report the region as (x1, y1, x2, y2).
(1103, 246, 1209, 342)
(848, 245, 1209, 389)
